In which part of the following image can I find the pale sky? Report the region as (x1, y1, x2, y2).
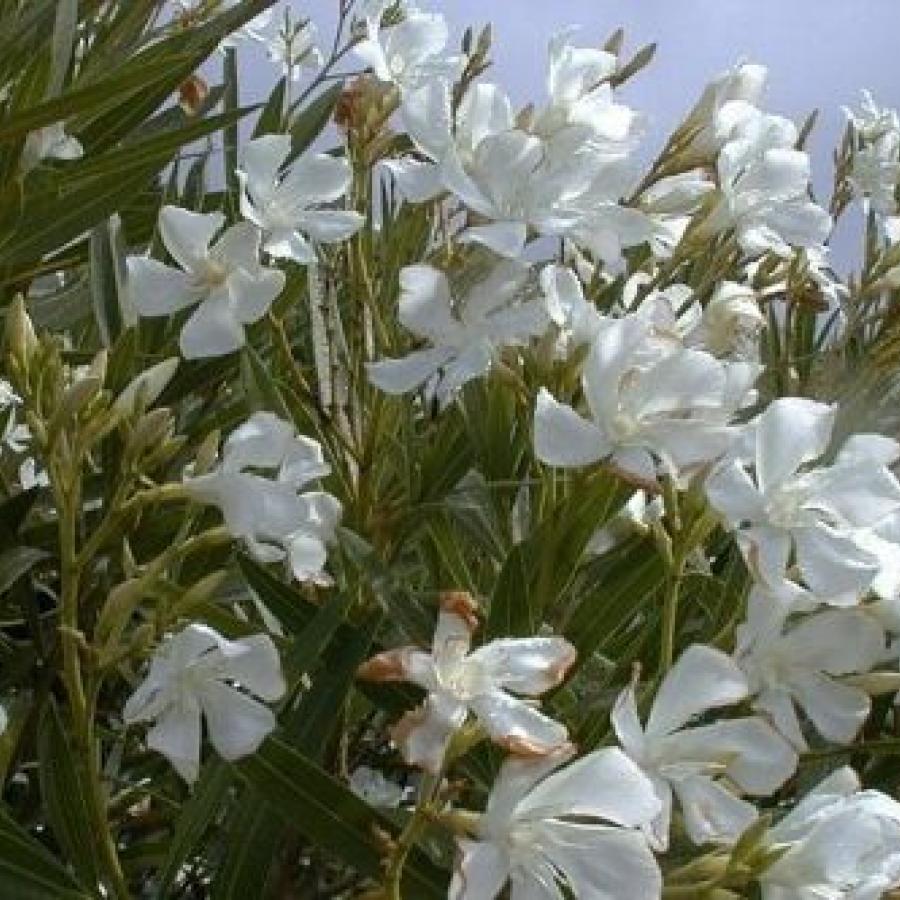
(243, 0, 900, 268)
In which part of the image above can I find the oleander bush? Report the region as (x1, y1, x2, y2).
(2, 1, 900, 897)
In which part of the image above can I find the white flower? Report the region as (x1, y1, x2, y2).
(612, 644, 797, 850)
(238, 134, 364, 264)
(685, 61, 769, 156)
(123, 624, 285, 783)
(21, 122, 83, 171)
(844, 91, 900, 215)
(185, 412, 341, 585)
(348, 765, 409, 808)
(705, 398, 900, 605)
(760, 767, 900, 900)
(357, 591, 575, 773)
(533, 29, 635, 143)
(534, 305, 748, 487)
(706, 109, 832, 257)
(366, 260, 548, 405)
(126, 206, 285, 359)
(734, 589, 886, 750)
(685, 281, 765, 360)
(353, 4, 463, 91)
(586, 490, 663, 555)
(391, 71, 622, 258)
(539, 263, 604, 353)
(448, 745, 662, 900)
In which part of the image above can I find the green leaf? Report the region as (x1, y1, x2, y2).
(252, 77, 286, 138)
(88, 217, 124, 347)
(154, 760, 234, 898)
(37, 702, 104, 890)
(0, 546, 49, 596)
(235, 738, 447, 899)
(287, 82, 343, 162)
(47, 0, 78, 99)
(0, 807, 92, 899)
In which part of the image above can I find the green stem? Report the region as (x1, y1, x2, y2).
(382, 773, 439, 899)
(51, 463, 130, 899)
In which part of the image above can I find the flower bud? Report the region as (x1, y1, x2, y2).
(113, 358, 178, 419)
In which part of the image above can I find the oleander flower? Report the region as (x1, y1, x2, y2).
(685, 281, 765, 360)
(539, 263, 604, 353)
(844, 91, 900, 215)
(126, 206, 285, 359)
(185, 412, 341, 585)
(237, 134, 364, 264)
(704, 108, 832, 257)
(734, 588, 886, 749)
(534, 304, 750, 487)
(684, 61, 769, 157)
(759, 767, 900, 900)
(357, 591, 575, 773)
(611, 643, 797, 850)
(705, 397, 900, 604)
(366, 259, 548, 404)
(448, 744, 662, 900)
(123, 624, 285, 783)
(353, 2, 463, 91)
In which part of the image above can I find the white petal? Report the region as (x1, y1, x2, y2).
(459, 222, 528, 259)
(227, 267, 285, 325)
(646, 643, 749, 738)
(211, 221, 262, 273)
(738, 525, 792, 588)
(398, 265, 457, 341)
(535, 820, 662, 900)
(146, 697, 202, 783)
(754, 397, 835, 493)
(126, 257, 198, 316)
(671, 774, 759, 846)
(469, 690, 569, 755)
(466, 637, 576, 696)
(366, 346, 456, 394)
(663, 717, 797, 795)
(179, 295, 246, 359)
(518, 747, 661, 829)
(382, 157, 444, 203)
(286, 532, 329, 582)
(158, 205, 224, 273)
(240, 134, 291, 200)
(448, 839, 509, 900)
(392, 692, 467, 774)
(400, 79, 453, 159)
(199, 680, 277, 761)
(296, 209, 364, 244)
(533, 388, 608, 468)
(753, 685, 807, 751)
(220, 634, 286, 702)
(610, 680, 646, 761)
(793, 523, 879, 601)
(788, 669, 871, 744)
(278, 152, 353, 208)
(705, 459, 766, 526)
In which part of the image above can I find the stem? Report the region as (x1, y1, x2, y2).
(382, 773, 439, 899)
(660, 551, 685, 673)
(50, 461, 130, 899)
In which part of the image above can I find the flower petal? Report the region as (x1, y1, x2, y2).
(199, 680, 277, 761)
(179, 295, 246, 359)
(533, 388, 609, 468)
(646, 644, 749, 739)
(466, 637, 576, 696)
(671, 773, 758, 847)
(468, 690, 569, 755)
(126, 257, 198, 316)
(754, 397, 835, 494)
(159, 205, 224, 273)
(366, 346, 456, 395)
(146, 696, 202, 783)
